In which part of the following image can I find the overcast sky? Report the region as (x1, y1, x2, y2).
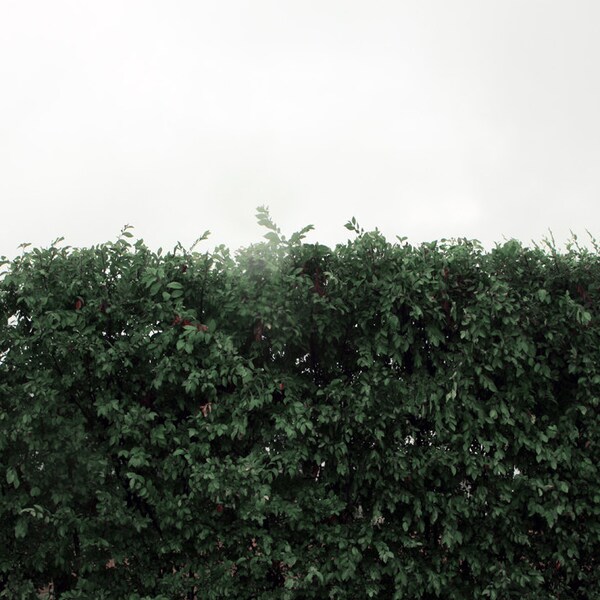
(1, 0, 599, 260)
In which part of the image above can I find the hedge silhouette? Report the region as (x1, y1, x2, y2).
(1, 209, 599, 599)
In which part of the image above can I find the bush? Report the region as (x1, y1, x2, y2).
(1, 211, 599, 599)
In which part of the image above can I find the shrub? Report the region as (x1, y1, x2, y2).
(1, 211, 599, 599)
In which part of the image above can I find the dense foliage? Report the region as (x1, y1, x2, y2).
(1, 210, 599, 599)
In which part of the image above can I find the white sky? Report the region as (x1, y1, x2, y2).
(1, 0, 599, 260)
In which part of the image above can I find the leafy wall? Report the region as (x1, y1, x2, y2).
(1, 210, 599, 599)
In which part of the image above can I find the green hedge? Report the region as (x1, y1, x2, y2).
(1, 210, 599, 599)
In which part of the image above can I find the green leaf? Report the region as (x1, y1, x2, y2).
(14, 519, 28, 539)
(264, 231, 281, 243)
(6, 467, 19, 488)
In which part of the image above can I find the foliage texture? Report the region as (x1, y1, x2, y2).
(1, 213, 599, 599)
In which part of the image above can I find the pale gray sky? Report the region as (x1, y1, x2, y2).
(1, 0, 599, 259)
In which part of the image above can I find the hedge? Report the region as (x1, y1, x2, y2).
(1, 209, 599, 599)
